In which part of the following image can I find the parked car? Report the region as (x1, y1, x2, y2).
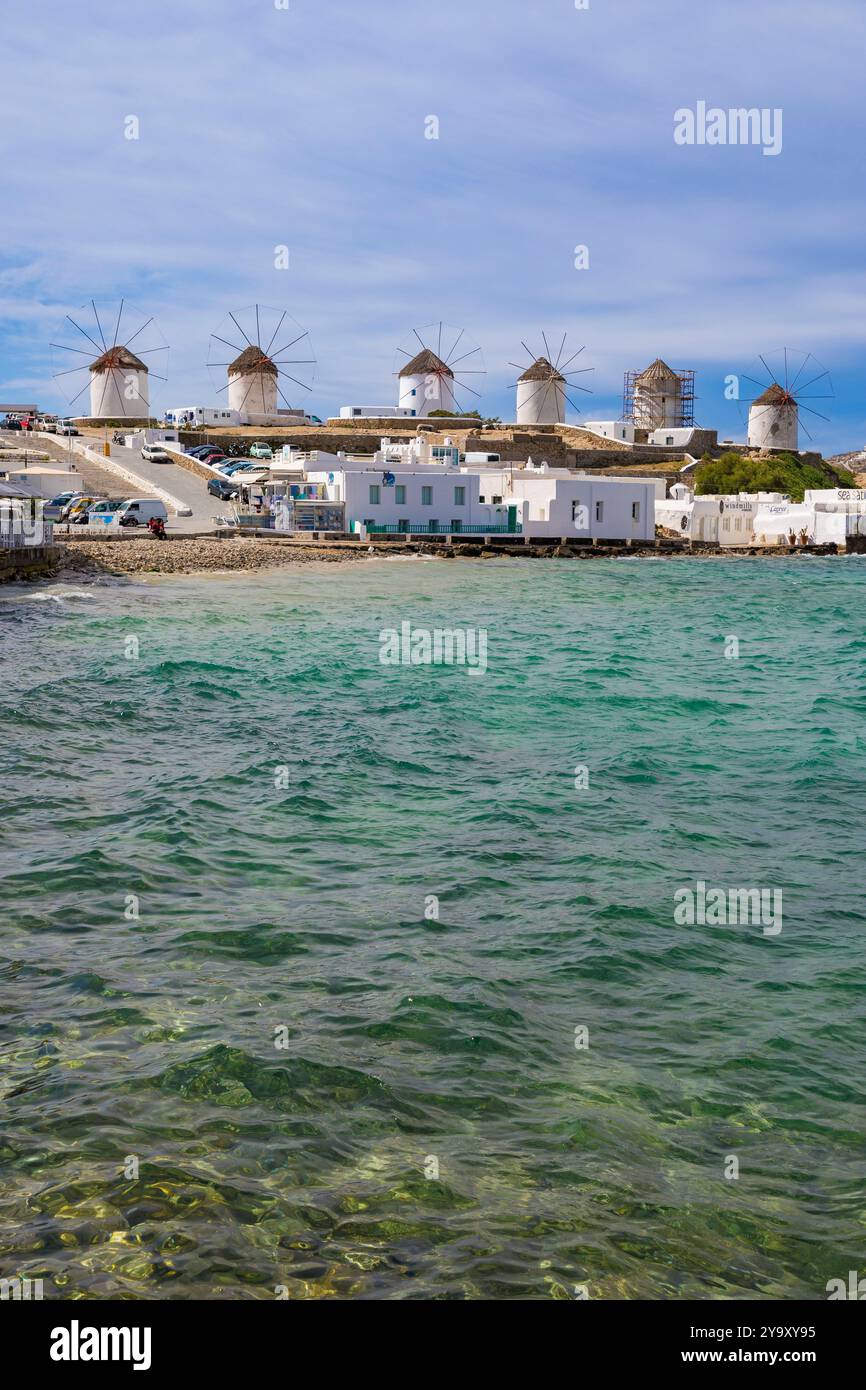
(188, 445, 224, 458)
(84, 501, 124, 525)
(4, 418, 22, 430)
(70, 499, 111, 524)
(116, 498, 169, 527)
(61, 495, 103, 521)
(219, 459, 255, 476)
(37, 417, 58, 432)
(56, 422, 79, 435)
(141, 443, 170, 462)
(192, 450, 226, 465)
(207, 478, 239, 500)
(44, 491, 85, 520)
(248, 442, 273, 460)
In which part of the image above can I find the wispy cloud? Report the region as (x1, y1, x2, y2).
(0, 0, 864, 449)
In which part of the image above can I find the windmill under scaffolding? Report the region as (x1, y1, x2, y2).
(622, 358, 695, 430)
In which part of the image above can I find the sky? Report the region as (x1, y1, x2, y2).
(0, 0, 864, 453)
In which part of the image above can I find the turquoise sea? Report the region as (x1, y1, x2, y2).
(1, 555, 865, 1300)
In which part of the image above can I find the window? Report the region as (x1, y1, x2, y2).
(632, 501, 641, 521)
(492, 495, 502, 504)
(451, 519, 462, 533)
(353, 409, 361, 417)
(454, 486, 466, 505)
(479, 495, 486, 503)
(398, 518, 409, 532)
(368, 484, 380, 504)
(410, 388, 417, 397)
(429, 519, 439, 532)
(421, 486, 433, 505)
(363, 518, 375, 530)
(595, 501, 604, 522)
(395, 485, 406, 504)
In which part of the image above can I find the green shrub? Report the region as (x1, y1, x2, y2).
(694, 451, 854, 503)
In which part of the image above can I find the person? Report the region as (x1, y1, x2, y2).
(147, 515, 166, 539)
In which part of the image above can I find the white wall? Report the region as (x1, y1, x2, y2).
(228, 371, 277, 418)
(583, 420, 638, 443)
(503, 473, 655, 540)
(307, 466, 512, 532)
(339, 406, 417, 419)
(398, 371, 457, 418)
(516, 377, 564, 425)
(648, 427, 696, 447)
(89, 368, 149, 419)
(748, 402, 798, 451)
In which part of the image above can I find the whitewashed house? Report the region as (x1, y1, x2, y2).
(304, 458, 518, 536)
(475, 464, 656, 541)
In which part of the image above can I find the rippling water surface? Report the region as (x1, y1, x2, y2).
(2, 556, 865, 1300)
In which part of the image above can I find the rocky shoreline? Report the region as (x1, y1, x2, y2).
(57, 536, 368, 576)
(40, 534, 845, 581)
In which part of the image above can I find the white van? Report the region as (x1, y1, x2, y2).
(116, 498, 169, 527)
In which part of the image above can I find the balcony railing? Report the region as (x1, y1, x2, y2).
(367, 522, 521, 536)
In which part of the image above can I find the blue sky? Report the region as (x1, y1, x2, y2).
(0, 0, 863, 452)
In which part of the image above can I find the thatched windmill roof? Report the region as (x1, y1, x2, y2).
(753, 383, 796, 407)
(89, 345, 148, 374)
(635, 357, 679, 385)
(227, 346, 279, 376)
(518, 355, 565, 383)
(399, 348, 452, 378)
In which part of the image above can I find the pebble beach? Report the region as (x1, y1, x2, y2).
(57, 535, 367, 576)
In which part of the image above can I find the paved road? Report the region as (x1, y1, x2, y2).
(97, 441, 219, 533)
(25, 432, 219, 534)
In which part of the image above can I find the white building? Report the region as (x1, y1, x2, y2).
(397, 348, 457, 418)
(516, 358, 565, 425)
(752, 488, 866, 547)
(0, 479, 50, 547)
(748, 384, 798, 451)
(648, 426, 700, 447)
(474, 463, 656, 541)
(656, 485, 789, 546)
(303, 452, 517, 535)
(88, 346, 149, 419)
(339, 406, 418, 420)
(583, 421, 639, 444)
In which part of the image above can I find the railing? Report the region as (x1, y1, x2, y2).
(367, 522, 521, 536)
(0, 526, 52, 549)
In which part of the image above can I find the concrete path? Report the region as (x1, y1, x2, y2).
(33, 432, 220, 534)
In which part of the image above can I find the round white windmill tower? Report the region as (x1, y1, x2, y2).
(227, 345, 279, 419)
(208, 305, 316, 424)
(632, 358, 683, 428)
(748, 384, 799, 451)
(398, 347, 457, 417)
(88, 344, 149, 419)
(740, 352, 833, 453)
(511, 334, 593, 424)
(516, 359, 565, 424)
(51, 300, 168, 423)
(395, 323, 486, 418)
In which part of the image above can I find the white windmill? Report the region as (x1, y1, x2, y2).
(208, 305, 316, 424)
(510, 333, 594, 424)
(50, 299, 168, 421)
(741, 350, 833, 452)
(395, 322, 486, 418)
